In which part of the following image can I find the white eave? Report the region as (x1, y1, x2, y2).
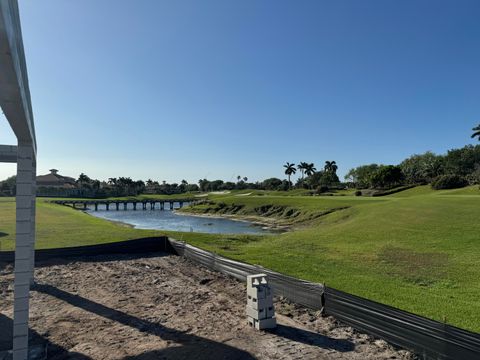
(0, 0, 36, 155)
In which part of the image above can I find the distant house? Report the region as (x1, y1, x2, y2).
(36, 169, 76, 188)
(36, 169, 81, 197)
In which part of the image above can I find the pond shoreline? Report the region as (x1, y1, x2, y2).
(84, 207, 275, 235)
(174, 209, 289, 232)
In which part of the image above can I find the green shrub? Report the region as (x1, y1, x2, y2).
(431, 175, 468, 190)
(355, 190, 362, 196)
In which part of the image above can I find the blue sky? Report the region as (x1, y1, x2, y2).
(1, 0, 479, 183)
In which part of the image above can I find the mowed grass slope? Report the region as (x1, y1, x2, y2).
(1, 187, 479, 332)
(178, 187, 480, 332)
(0, 198, 161, 250)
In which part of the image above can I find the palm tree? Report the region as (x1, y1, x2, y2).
(297, 162, 308, 179)
(77, 173, 91, 189)
(472, 124, 480, 141)
(305, 163, 317, 177)
(237, 175, 241, 183)
(91, 180, 101, 191)
(243, 177, 248, 182)
(283, 162, 297, 189)
(324, 161, 338, 174)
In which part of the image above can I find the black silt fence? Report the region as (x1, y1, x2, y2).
(0, 236, 170, 263)
(168, 239, 325, 311)
(168, 238, 480, 360)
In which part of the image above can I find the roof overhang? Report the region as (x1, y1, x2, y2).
(0, 0, 36, 156)
(0, 144, 17, 162)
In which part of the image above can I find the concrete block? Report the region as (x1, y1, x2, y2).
(16, 183, 32, 196)
(15, 222, 31, 236)
(13, 310, 28, 326)
(14, 259, 30, 273)
(12, 346, 28, 360)
(14, 246, 30, 260)
(247, 274, 268, 289)
(13, 284, 30, 299)
(246, 305, 268, 320)
(266, 305, 275, 318)
(13, 271, 30, 286)
(247, 295, 273, 310)
(14, 296, 29, 312)
(12, 336, 28, 352)
(16, 209, 31, 222)
(15, 170, 32, 184)
(247, 285, 269, 299)
(247, 316, 277, 330)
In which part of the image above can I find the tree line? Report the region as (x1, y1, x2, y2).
(1, 125, 479, 196)
(345, 125, 480, 190)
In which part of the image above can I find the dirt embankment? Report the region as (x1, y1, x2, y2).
(0, 253, 412, 359)
(178, 201, 350, 231)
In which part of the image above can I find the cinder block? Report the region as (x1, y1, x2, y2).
(14, 245, 30, 260)
(13, 271, 31, 286)
(247, 316, 277, 330)
(14, 259, 30, 273)
(266, 305, 275, 318)
(13, 310, 28, 326)
(16, 208, 31, 222)
(14, 296, 29, 312)
(247, 285, 268, 299)
(13, 335, 28, 350)
(12, 346, 28, 360)
(246, 305, 268, 320)
(247, 274, 268, 289)
(247, 295, 273, 310)
(16, 183, 32, 196)
(13, 284, 30, 298)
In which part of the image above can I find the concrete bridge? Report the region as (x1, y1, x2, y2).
(52, 198, 197, 211)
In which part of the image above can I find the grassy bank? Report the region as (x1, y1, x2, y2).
(0, 197, 161, 250)
(177, 186, 480, 332)
(1, 187, 480, 333)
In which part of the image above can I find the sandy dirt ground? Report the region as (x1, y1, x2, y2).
(0, 253, 414, 360)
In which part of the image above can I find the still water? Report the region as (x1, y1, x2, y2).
(87, 203, 269, 235)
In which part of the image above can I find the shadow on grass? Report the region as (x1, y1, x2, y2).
(0, 232, 8, 238)
(33, 283, 256, 360)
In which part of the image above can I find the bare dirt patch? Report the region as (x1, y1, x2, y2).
(0, 254, 413, 359)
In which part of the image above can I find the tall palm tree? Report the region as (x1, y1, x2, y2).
(243, 177, 248, 182)
(324, 160, 338, 174)
(472, 124, 480, 141)
(283, 162, 297, 189)
(305, 163, 317, 177)
(297, 162, 308, 179)
(77, 173, 91, 189)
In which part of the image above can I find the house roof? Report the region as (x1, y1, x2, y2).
(37, 170, 76, 184)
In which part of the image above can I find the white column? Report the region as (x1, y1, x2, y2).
(12, 143, 35, 360)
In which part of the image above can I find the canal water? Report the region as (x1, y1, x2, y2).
(86, 203, 269, 235)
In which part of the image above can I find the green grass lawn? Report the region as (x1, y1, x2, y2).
(0, 197, 161, 250)
(1, 186, 479, 332)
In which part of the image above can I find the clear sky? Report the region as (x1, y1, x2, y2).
(1, 0, 479, 183)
